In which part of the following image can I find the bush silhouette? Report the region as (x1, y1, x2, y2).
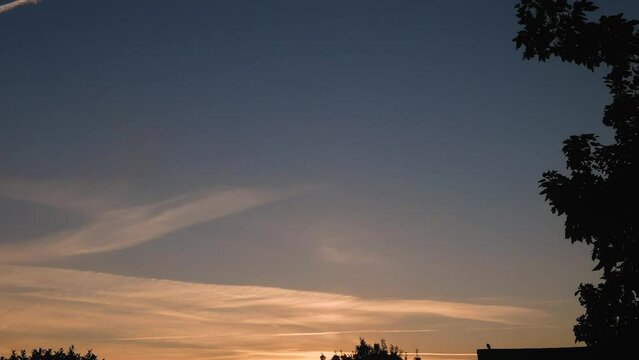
(0, 346, 102, 360)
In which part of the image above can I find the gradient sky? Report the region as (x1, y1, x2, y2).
(2, 1, 639, 360)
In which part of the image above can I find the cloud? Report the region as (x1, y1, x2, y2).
(0, 180, 293, 263)
(0, 265, 545, 360)
(0, 0, 39, 14)
(275, 329, 439, 337)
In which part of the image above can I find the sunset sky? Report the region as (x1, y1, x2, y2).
(2, 1, 638, 360)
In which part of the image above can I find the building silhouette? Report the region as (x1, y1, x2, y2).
(477, 347, 594, 360)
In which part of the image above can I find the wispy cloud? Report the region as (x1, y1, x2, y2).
(0, 265, 545, 360)
(276, 329, 439, 337)
(0, 179, 294, 262)
(0, 0, 39, 14)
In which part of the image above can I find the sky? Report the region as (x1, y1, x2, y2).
(1, 0, 638, 359)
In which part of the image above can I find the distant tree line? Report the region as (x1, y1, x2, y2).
(0, 346, 102, 360)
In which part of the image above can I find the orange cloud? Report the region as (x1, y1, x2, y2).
(0, 265, 545, 360)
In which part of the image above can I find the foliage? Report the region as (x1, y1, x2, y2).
(515, 0, 639, 348)
(326, 339, 407, 360)
(0, 346, 101, 360)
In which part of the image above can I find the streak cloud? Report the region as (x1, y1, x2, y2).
(0, 265, 545, 360)
(0, 0, 39, 14)
(0, 179, 291, 262)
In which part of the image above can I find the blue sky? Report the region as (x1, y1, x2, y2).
(2, 1, 638, 359)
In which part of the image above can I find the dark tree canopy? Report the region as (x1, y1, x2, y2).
(324, 339, 408, 360)
(0, 346, 102, 360)
(515, 0, 639, 349)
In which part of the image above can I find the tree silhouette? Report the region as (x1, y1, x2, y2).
(0, 346, 102, 360)
(515, 0, 638, 349)
(323, 339, 408, 360)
